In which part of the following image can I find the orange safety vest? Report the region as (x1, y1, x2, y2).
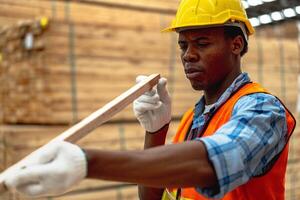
(162, 82, 296, 200)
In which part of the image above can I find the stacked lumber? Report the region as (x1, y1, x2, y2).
(243, 35, 299, 113)
(0, 0, 199, 124)
(0, 0, 299, 200)
(0, 0, 298, 125)
(0, 1, 192, 199)
(73, 0, 179, 11)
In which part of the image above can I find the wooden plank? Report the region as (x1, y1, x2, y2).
(54, 74, 160, 142)
(0, 74, 160, 193)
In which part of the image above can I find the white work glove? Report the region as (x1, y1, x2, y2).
(133, 75, 172, 133)
(4, 141, 87, 198)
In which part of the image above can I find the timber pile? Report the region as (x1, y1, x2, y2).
(243, 36, 299, 112)
(0, 0, 199, 124)
(0, 0, 299, 200)
(0, 0, 298, 125)
(64, 0, 179, 12)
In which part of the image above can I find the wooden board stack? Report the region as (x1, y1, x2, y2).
(0, 0, 299, 200)
(0, 0, 199, 125)
(0, 0, 298, 124)
(243, 36, 299, 112)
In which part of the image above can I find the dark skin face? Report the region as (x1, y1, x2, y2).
(178, 27, 244, 105)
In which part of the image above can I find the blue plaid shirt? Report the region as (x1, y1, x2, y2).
(190, 73, 288, 198)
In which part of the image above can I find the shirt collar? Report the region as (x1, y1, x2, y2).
(194, 73, 251, 118)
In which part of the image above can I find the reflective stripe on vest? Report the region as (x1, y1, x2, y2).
(162, 82, 296, 200)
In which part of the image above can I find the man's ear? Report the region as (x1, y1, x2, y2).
(231, 35, 244, 55)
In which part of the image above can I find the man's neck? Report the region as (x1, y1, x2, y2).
(204, 70, 241, 105)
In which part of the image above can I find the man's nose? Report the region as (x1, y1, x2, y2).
(182, 46, 199, 62)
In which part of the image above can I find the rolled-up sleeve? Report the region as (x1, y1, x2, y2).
(195, 93, 288, 199)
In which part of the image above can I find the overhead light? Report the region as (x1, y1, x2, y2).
(259, 14, 272, 24)
(295, 6, 300, 14)
(283, 8, 296, 18)
(246, 5, 299, 28)
(247, 0, 263, 7)
(262, 0, 276, 2)
(242, 0, 249, 9)
(249, 17, 260, 27)
(271, 11, 284, 21)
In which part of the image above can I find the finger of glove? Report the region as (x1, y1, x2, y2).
(135, 93, 160, 105)
(134, 90, 157, 102)
(5, 167, 41, 190)
(134, 101, 162, 113)
(24, 143, 58, 167)
(157, 78, 171, 103)
(18, 183, 45, 198)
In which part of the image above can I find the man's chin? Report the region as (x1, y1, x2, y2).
(190, 83, 205, 91)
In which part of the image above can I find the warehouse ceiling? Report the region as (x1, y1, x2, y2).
(243, 0, 300, 27)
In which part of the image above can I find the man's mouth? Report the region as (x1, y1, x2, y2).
(186, 71, 204, 79)
(185, 67, 204, 79)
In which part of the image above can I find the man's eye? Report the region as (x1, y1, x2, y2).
(197, 43, 209, 47)
(179, 44, 187, 50)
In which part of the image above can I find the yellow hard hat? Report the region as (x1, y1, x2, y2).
(163, 0, 255, 36)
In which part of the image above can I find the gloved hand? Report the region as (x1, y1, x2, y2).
(4, 141, 87, 198)
(133, 75, 172, 133)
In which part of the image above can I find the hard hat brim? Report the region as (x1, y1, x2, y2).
(162, 20, 255, 36)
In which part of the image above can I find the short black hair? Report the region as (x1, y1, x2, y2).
(224, 26, 248, 56)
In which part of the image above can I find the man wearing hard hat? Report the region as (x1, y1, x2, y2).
(4, 0, 296, 200)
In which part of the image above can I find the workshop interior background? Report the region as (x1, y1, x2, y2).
(0, 0, 300, 199)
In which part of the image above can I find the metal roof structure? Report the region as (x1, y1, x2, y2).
(243, 0, 300, 27)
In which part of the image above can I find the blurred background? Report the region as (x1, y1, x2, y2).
(0, 0, 299, 199)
